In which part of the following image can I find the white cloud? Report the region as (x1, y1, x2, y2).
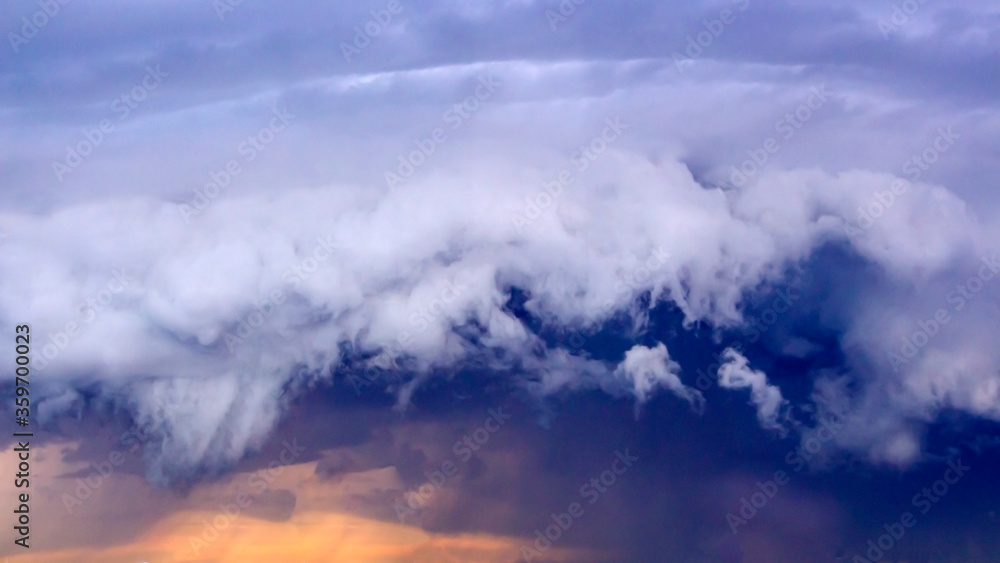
(716, 348, 788, 435)
(614, 343, 704, 413)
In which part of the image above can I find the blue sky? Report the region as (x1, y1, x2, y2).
(2, 1, 1000, 561)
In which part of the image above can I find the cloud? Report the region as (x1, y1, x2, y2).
(716, 348, 788, 435)
(2, 131, 998, 481)
(1, 0, 999, 500)
(614, 342, 704, 413)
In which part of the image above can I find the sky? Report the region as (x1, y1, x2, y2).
(1, 0, 1000, 561)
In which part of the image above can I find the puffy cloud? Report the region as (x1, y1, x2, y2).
(2, 0, 1000, 486)
(614, 343, 703, 413)
(2, 136, 998, 479)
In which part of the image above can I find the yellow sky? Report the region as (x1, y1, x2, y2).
(0, 442, 596, 563)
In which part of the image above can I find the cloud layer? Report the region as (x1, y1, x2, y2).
(2, 1, 1000, 559)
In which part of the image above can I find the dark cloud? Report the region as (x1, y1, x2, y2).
(2, 0, 1000, 560)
